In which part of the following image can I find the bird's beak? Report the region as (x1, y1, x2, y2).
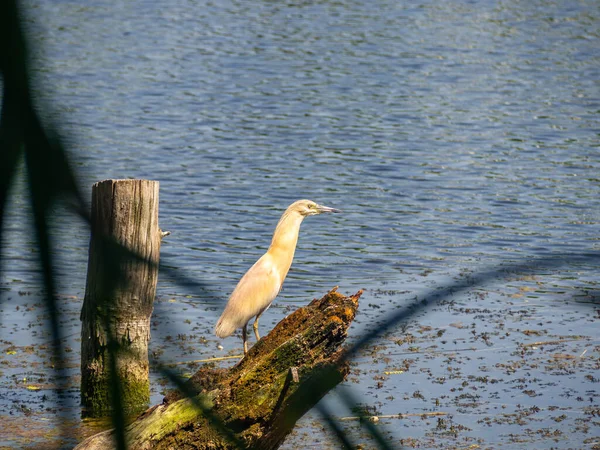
(316, 204, 341, 214)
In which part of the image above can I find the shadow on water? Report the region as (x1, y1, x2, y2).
(1, 1, 599, 449)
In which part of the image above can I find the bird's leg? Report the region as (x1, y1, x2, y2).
(242, 323, 248, 355)
(253, 312, 262, 341)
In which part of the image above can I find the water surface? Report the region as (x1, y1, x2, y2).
(1, 0, 599, 447)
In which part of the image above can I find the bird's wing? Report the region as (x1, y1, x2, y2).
(224, 253, 282, 326)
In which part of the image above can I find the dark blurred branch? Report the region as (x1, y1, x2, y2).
(0, 0, 113, 447)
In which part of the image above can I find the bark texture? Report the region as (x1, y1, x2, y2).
(80, 179, 161, 414)
(75, 288, 361, 450)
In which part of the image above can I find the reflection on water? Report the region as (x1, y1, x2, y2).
(1, 0, 599, 447)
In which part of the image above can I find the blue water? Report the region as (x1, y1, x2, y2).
(1, 0, 599, 448)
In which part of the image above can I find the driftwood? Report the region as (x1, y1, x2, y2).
(75, 288, 361, 450)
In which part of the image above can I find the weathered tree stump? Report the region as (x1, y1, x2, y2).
(75, 288, 361, 450)
(80, 179, 162, 414)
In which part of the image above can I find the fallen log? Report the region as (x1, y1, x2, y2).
(75, 287, 362, 450)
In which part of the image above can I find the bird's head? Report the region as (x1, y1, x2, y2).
(292, 199, 341, 217)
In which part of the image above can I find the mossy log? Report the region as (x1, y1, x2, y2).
(74, 288, 361, 450)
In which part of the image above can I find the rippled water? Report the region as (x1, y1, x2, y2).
(1, 0, 599, 448)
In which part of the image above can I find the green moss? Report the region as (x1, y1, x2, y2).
(81, 355, 150, 416)
(119, 376, 150, 413)
(220, 339, 306, 423)
(81, 366, 111, 414)
(129, 396, 212, 443)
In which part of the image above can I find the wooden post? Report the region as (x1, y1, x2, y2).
(80, 179, 161, 415)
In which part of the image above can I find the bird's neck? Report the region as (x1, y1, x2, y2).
(267, 210, 304, 274)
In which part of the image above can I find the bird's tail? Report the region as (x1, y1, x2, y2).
(214, 315, 237, 338)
